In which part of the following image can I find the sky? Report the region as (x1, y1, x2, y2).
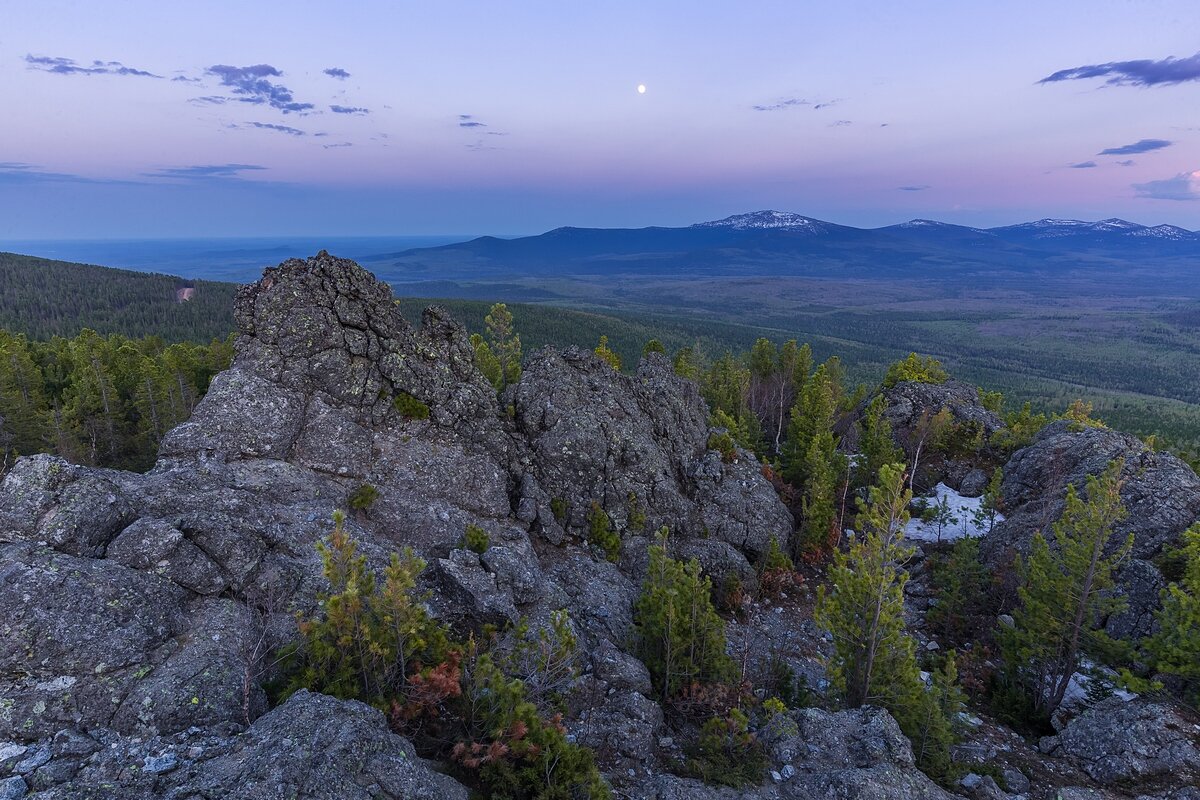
(2, 0, 1200, 238)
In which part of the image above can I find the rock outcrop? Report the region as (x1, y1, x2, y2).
(0, 252, 799, 798)
(839, 378, 1005, 494)
(983, 419, 1200, 638)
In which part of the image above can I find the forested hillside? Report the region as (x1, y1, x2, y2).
(0, 252, 236, 340)
(0, 329, 233, 471)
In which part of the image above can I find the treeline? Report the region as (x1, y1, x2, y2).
(0, 252, 237, 341)
(0, 328, 233, 472)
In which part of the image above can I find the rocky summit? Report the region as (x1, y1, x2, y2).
(2, 252, 1199, 800)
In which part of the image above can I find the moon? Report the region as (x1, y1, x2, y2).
(637, 84, 646, 94)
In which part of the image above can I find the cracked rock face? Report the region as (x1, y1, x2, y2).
(511, 347, 793, 560)
(0, 252, 798, 797)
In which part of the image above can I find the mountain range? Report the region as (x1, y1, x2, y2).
(374, 210, 1200, 284)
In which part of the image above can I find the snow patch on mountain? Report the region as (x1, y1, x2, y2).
(694, 210, 828, 231)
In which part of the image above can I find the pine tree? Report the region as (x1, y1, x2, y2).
(1145, 523, 1200, 702)
(484, 303, 521, 389)
(815, 462, 960, 779)
(672, 346, 701, 380)
(286, 511, 449, 707)
(0, 331, 50, 457)
(999, 460, 1132, 715)
(855, 394, 902, 492)
(927, 537, 990, 644)
(633, 528, 735, 699)
(782, 362, 838, 487)
(594, 335, 622, 371)
(703, 352, 750, 419)
(797, 429, 845, 560)
(970, 467, 1004, 535)
(815, 462, 917, 708)
(469, 333, 503, 390)
(642, 339, 666, 357)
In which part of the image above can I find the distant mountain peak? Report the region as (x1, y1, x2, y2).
(693, 210, 827, 230)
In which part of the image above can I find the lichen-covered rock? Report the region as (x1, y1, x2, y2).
(0, 544, 188, 739)
(512, 348, 792, 558)
(105, 517, 226, 595)
(19, 691, 470, 800)
(171, 691, 470, 800)
(1053, 697, 1200, 787)
(771, 707, 956, 799)
(879, 379, 1005, 443)
(838, 379, 1005, 493)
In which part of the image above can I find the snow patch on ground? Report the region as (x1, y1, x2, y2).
(904, 483, 1003, 543)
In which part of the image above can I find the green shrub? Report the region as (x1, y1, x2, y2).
(760, 535, 794, 573)
(463, 524, 490, 554)
(470, 333, 503, 390)
(1063, 398, 1106, 430)
(882, 353, 949, 388)
(991, 402, 1050, 452)
(550, 496, 567, 524)
(1145, 523, 1200, 703)
(707, 429, 737, 463)
(456, 652, 610, 799)
(642, 338, 666, 356)
(594, 335, 622, 370)
(977, 387, 1005, 414)
(586, 501, 622, 562)
(393, 391, 430, 420)
(633, 528, 735, 698)
(281, 517, 609, 798)
(282, 511, 450, 707)
(683, 708, 767, 788)
(348, 483, 380, 511)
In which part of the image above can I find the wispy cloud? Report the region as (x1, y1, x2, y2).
(206, 64, 313, 113)
(25, 54, 159, 78)
(1039, 51, 1200, 87)
(1133, 170, 1200, 200)
(330, 104, 370, 115)
(322, 142, 353, 149)
(458, 114, 486, 128)
(1115, 159, 1136, 167)
(897, 185, 931, 191)
(1069, 161, 1098, 169)
(247, 122, 305, 136)
(323, 67, 350, 80)
(143, 163, 268, 180)
(1098, 138, 1171, 155)
(753, 97, 810, 112)
(829, 119, 852, 127)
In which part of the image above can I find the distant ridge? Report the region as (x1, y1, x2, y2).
(379, 210, 1200, 282)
